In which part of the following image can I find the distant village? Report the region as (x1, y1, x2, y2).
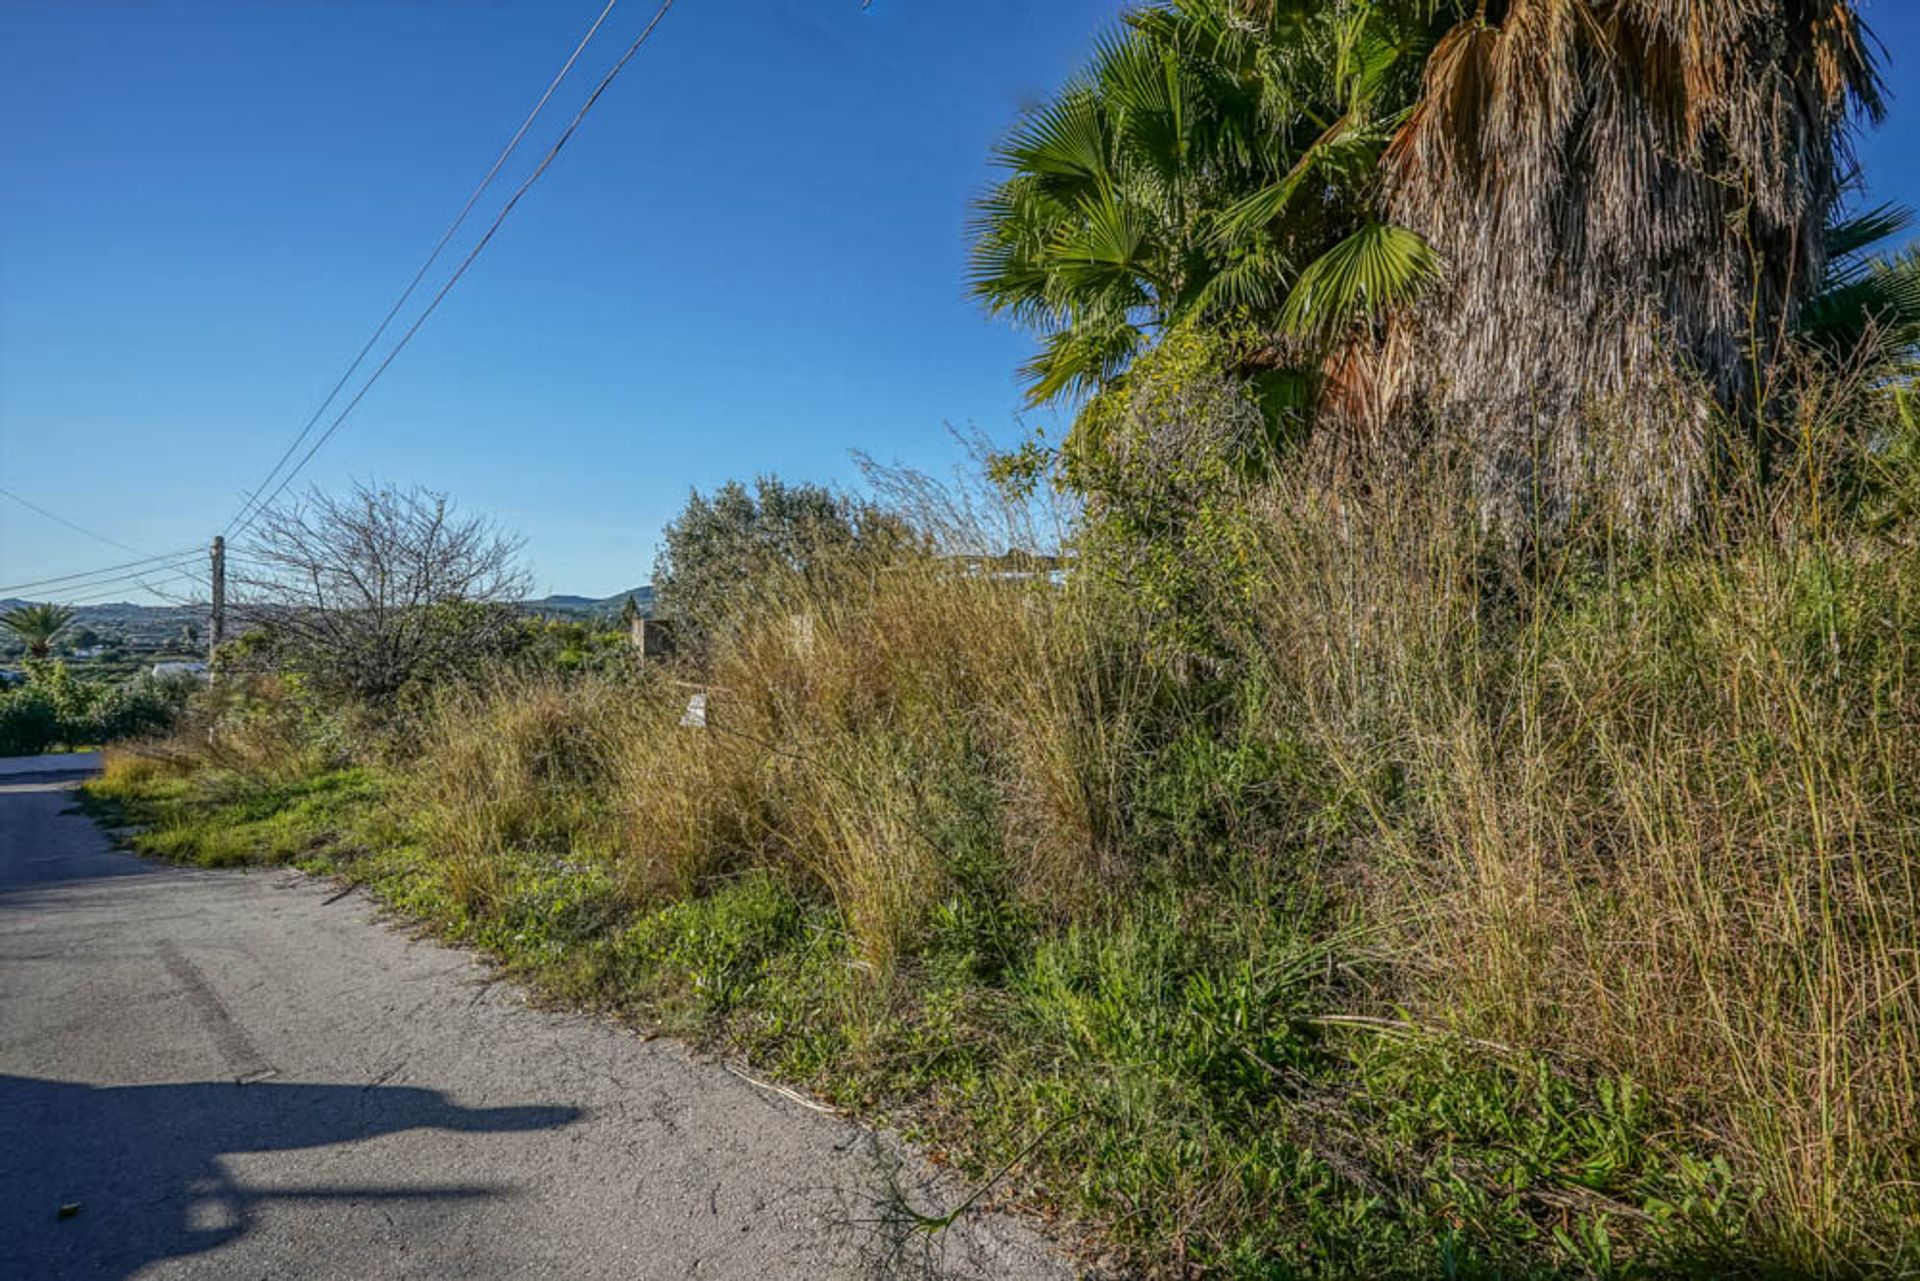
(0, 599, 208, 685)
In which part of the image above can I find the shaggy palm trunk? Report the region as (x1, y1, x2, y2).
(1383, 0, 1879, 536)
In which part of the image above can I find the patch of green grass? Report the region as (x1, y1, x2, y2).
(83, 766, 386, 869)
(487, 849, 1744, 1277)
(610, 871, 812, 1020)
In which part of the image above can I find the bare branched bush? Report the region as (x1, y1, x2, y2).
(231, 482, 530, 707)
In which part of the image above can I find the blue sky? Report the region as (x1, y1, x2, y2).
(3, 0, 1919, 600)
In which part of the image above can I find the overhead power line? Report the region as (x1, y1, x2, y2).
(65, 570, 209, 609)
(0, 486, 148, 556)
(0, 487, 205, 606)
(29, 559, 209, 603)
(224, 0, 627, 540)
(228, 0, 680, 545)
(0, 549, 202, 598)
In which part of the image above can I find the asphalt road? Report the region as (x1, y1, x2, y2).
(0, 754, 1073, 1280)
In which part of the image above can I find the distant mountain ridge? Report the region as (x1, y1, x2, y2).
(2, 586, 653, 628)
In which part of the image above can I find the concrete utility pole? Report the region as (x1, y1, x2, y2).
(209, 535, 226, 665)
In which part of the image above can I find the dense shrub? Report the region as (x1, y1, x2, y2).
(0, 662, 187, 755)
(1064, 328, 1274, 660)
(651, 476, 914, 659)
(0, 684, 61, 756)
(520, 619, 633, 676)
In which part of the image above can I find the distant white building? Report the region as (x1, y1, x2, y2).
(151, 661, 209, 681)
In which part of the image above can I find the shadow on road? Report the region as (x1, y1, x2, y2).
(0, 1074, 580, 1278)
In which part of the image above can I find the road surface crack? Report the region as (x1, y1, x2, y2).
(156, 940, 276, 1084)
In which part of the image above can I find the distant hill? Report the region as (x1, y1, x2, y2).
(2, 598, 201, 623)
(0, 598, 206, 672)
(519, 586, 652, 619)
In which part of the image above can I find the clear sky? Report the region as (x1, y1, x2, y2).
(3, 0, 1919, 601)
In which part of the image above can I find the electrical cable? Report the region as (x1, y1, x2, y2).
(53, 562, 209, 603)
(228, 0, 680, 544)
(223, 0, 625, 538)
(0, 550, 203, 598)
(0, 486, 148, 556)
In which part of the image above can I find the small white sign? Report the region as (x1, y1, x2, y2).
(680, 692, 708, 728)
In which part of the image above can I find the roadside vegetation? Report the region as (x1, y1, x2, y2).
(82, 1, 1920, 1276)
(89, 393, 1920, 1275)
(1, 604, 188, 754)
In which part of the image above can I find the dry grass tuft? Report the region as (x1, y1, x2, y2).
(409, 676, 624, 911)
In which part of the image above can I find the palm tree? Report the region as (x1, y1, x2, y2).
(1799, 204, 1920, 371)
(2, 603, 75, 659)
(970, 0, 1455, 408)
(1382, 0, 1885, 530)
(980, 1, 1903, 535)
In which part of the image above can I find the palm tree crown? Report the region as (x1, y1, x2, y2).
(2, 603, 76, 659)
(978, 0, 1904, 536)
(970, 0, 1454, 407)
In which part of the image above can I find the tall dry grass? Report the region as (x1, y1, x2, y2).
(408, 676, 631, 911)
(1237, 449, 1920, 1266)
(620, 560, 1147, 967)
(404, 555, 1151, 972)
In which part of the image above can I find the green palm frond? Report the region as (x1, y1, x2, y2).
(1213, 111, 1387, 246)
(971, 0, 1455, 404)
(1824, 203, 1914, 266)
(1191, 241, 1290, 314)
(2, 602, 76, 659)
(1000, 81, 1111, 188)
(1052, 194, 1157, 286)
(1098, 32, 1189, 187)
(1278, 219, 1439, 339)
(969, 180, 1075, 320)
(1799, 203, 1920, 365)
(1021, 315, 1151, 407)
(1799, 249, 1920, 362)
